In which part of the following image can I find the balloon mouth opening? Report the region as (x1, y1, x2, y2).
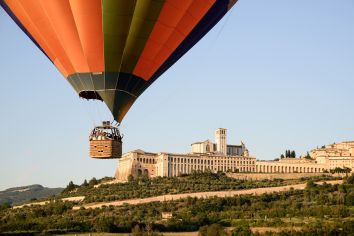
(79, 91, 103, 101)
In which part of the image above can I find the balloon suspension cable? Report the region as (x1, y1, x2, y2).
(88, 72, 99, 126)
(109, 119, 119, 128)
(93, 83, 101, 124)
(212, 4, 234, 47)
(79, 96, 96, 126)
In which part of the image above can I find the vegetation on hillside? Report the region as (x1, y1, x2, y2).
(0, 174, 352, 235)
(59, 171, 336, 204)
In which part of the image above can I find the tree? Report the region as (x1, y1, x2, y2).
(199, 224, 226, 236)
(232, 224, 251, 236)
(345, 191, 354, 206)
(280, 154, 285, 159)
(290, 150, 296, 158)
(304, 152, 312, 160)
(306, 180, 316, 189)
(334, 167, 344, 173)
(145, 223, 153, 235)
(285, 150, 290, 158)
(81, 179, 89, 187)
(141, 172, 150, 183)
(93, 216, 117, 232)
(89, 177, 98, 186)
(346, 174, 354, 184)
(343, 167, 352, 175)
(128, 174, 135, 182)
(62, 181, 77, 193)
(132, 224, 143, 236)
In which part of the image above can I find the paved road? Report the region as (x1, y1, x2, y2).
(73, 180, 342, 210)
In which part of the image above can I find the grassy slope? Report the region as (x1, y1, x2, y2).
(0, 184, 63, 206)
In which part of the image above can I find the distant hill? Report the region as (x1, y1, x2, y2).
(0, 184, 63, 206)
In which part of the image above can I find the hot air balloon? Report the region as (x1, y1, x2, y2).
(0, 0, 237, 159)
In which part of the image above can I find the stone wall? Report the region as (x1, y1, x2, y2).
(227, 172, 331, 180)
(256, 160, 326, 173)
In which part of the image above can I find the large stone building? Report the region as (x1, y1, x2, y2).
(115, 129, 354, 181)
(116, 128, 255, 181)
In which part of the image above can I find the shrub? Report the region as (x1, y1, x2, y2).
(199, 224, 226, 236)
(346, 174, 354, 184)
(232, 223, 251, 236)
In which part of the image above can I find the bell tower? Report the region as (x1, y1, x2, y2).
(215, 128, 227, 155)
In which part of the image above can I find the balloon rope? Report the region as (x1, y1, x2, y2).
(212, 5, 234, 47)
(89, 73, 101, 125)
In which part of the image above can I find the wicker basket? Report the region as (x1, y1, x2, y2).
(90, 139, 122, 159)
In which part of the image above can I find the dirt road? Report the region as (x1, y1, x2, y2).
(74, 180, 342, 210)
(13, 196, 85, 209)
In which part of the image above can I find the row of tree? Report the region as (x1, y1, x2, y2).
(280, 150, 296, 159)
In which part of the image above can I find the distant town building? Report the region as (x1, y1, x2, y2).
(115, 129, 354, 181)
(310, 142, 354, 170)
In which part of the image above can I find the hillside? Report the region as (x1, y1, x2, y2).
(59, 172, 336, 204)
(0, 174, 352, 235)
(3, 173, 337, 208)
(0, 184, 63, 206)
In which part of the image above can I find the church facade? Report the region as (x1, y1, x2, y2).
(115, 129, 354, 181)
(116, 128, 255, 181)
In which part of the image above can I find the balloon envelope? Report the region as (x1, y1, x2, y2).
(1, 0, 237, 122)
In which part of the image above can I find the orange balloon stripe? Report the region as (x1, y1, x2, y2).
(68, 0, 104, 73)
(4, 1, 55, 60)
(132, 0, 194, 80)
(4, 0, 76, 77)
(39, 0, 89, 73)
(5, 0, 105, 77)
(133, 0, 215, 81)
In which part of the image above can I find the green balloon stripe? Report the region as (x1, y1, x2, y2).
(102, 0, 166, 74)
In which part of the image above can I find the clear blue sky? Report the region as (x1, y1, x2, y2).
(0, 0, 353, 190)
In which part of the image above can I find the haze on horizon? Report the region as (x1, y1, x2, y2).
(0, 0, 353, 190)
